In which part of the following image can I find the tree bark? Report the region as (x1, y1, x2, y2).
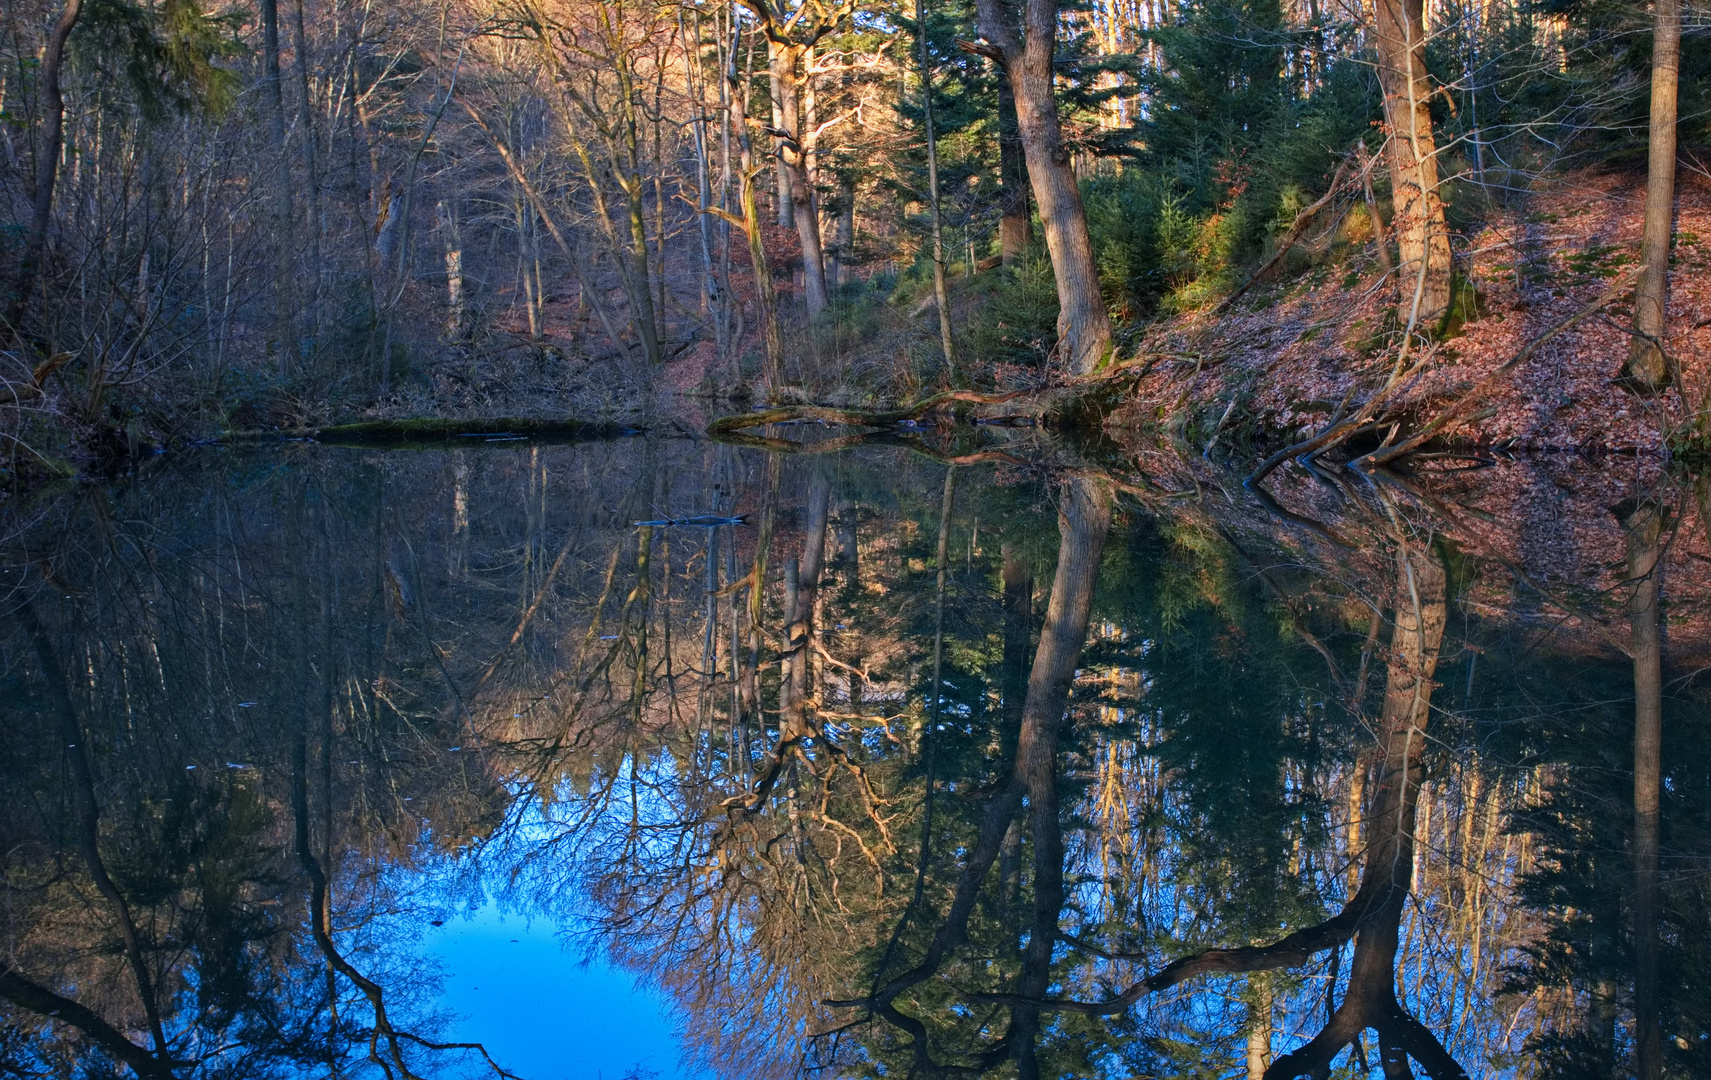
(1626, 0, 1680, 390)
(997, 73, 1031, 267)
(1370, 0, 1452, 331)
(1618, 499, 1664, 1080)
(261, 0, 297, 371)
(975, 0, 1112, 374)
(770, 42, 831, 317)
(7, 0, 84, 339)
(916, 0, 957, 375)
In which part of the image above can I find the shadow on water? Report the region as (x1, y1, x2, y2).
(1, 427, 1708, 1080)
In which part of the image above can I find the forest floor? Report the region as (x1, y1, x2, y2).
(1109, 163, 1711, 456)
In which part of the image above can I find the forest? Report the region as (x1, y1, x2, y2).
(2, 0, 1708, 1077)
(0, 0, 1706, 475)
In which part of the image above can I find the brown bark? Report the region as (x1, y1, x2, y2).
(1371, 0, 1452, 330)
(769, 42, 831, 316)
(974, 0, 1112, 374)
(1626, 0, 1680, 390)
(916, 0, 957, 374)
(6, 0, 83, 339)
(997, 75, 1031, 267)
(1618, 499, 1664, 1080)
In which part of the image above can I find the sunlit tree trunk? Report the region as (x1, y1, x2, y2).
(769, 42, 831, 317)
(1371, 0, 1452, 331)
(1626, 0, 1680, 390)
(975, 0, 1113, 375)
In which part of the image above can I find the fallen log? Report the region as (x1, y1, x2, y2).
(705, 389, 1031, 436)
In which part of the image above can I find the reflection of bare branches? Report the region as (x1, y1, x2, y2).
(291, 732, 520, 1080)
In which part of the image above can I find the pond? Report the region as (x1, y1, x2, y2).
(1, 429, 1706, 1080)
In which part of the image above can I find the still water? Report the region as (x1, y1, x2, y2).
(1, 430, 1706, 1080)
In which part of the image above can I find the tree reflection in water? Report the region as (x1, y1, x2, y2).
(2, 440, 1708, 1080)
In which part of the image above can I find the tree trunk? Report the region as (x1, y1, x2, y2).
(7, 0, 83, 339)
(770, 43, 830, 317)
(1619, 499, 1664, 1080)
(917, 0, 957, 376)
(436, 199, 464, 339)
(260, 0, 297, 371)
(976, 0, 1112, 375)
(770, 63, 794, 228)
(1626, 0, 1680, 390)
(291, 0, 323, 347)
(997, 74, 1031, 267)
(1371, 0, 1452, 331)
(829, 175, 856, 286)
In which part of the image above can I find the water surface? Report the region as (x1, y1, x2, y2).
(2, 432, 1706, 1079)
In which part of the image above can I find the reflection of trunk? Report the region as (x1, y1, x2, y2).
(21, 603, 169, 1059)
(1010, 478, 1113, 1079)
(848, 478, 1111, 1065)
(996, 75, 1031, 267)
(1246, 980, 1273, 1080)
(1618, 499, 1664, 1080)
(1000, 541, 1032, 735)
(1371, 0, 1451, 330)
(1626, 0, 1680, 390)
(7, 0, 83, 335)
(1003, 539, 1464, 1080)
(784, 473, 831, 724)
(1262, 540, 1455, 1079)
(975, 0, 1112, 374)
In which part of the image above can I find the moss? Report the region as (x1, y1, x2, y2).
(1436, 272, 1487, 341)
(315, 417, 638, 446)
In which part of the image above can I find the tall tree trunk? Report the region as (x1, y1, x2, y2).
(1619, 499, 1664, 1080)
(1626, 0, 1680, 390)
(732, 31, 784, 392)
(770, 63, 794, 228)
(436, 199, 464, 339)
(770, 43, 830, 317)
(975, 0, 1112, 375)
(7, 0, 84, 338)
(916, 0, 957, 377)
(1371, 0, 1451, 331)
(261, 0, 297, 372)
(829, 176, 856, 286)
(291, 0, 323, 349)
(996, 74, 1031, 267)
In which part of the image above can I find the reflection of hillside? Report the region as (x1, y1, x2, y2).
(2, 437, 1707, 1080)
